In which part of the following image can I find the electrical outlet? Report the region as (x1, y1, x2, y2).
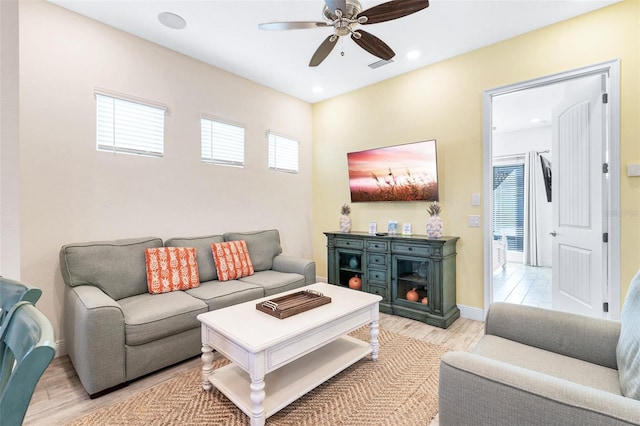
(628, 164, 640, 177)
(468, 215, 481, 227)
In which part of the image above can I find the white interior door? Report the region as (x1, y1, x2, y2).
(551, 74, 607, 318)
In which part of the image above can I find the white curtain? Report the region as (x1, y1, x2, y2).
(523, 151, 540, 266)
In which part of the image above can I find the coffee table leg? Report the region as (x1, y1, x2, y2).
(249, 370, 266, 426)
(201, 344, 214, 391)
(370, 314, 380, 361)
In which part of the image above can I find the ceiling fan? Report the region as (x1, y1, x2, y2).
(258, 0, 429, 67)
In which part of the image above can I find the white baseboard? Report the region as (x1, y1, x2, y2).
(458, 304, 486, 322)
(316, 275, 328, 283)
(55, 339, 67, 357)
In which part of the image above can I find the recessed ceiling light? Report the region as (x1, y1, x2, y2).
(158, 12, 186, 30)
(407, 50, 421, 60)
(531, 117, 542, 123)
(312, 86, 324, 93)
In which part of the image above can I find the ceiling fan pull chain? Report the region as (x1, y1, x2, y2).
(341, 37, 345, 57)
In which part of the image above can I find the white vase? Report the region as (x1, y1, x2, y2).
(339, 214, 352, 233)
(426, 215, 442, 238)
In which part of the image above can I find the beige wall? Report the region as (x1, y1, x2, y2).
(18, 1, 313, 352)
(312, 1, 640, 312)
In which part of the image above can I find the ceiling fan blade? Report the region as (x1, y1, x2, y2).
(358, 0, 429, 25)
(259, 21, 331, 30)
(309, 35, 338, 67)
(351, 30, 395, 61)
(325, 0, 347, 14)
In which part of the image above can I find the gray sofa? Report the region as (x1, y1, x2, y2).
(439, 302, 640, 425)
(60, 229, 315, 397)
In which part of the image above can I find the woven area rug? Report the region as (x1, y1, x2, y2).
(67, 328, 448, 425)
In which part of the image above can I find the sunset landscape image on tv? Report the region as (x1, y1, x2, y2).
(347, 140, 439, 202)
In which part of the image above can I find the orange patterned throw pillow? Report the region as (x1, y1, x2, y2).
(211, 241, 254, 282)
(145, 247, 200, 294)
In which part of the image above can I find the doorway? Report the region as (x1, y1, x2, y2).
(483, 60, 621, 319)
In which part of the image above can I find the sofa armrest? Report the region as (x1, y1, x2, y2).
(65, 285, 126, 396)
(485, 302, 620, 369)
(439, 351, 640, 426)
(272, 254, 316, 285)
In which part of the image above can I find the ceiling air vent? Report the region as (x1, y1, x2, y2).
(368, 59, 394, 69)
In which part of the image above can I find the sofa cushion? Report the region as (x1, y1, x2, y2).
(60, 237, 163, 300)
(223, 229, 282, 271)
(617, 270, 640, 399)
(145, 247, 200, 294)
(186, 280, 264, 311)
(475, 334, 621, 395)
(239, 270, 306, 296)
(212, 241, 254, 281)
(118, 291, 208, 346)
(165, 235, 223, 282)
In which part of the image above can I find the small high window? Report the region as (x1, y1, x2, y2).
(95, 93, 165, 157)
(268, 131, 299, 173)
(201, 118, 245, 167)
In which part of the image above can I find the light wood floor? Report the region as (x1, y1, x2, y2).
(24, 313, 485, 426)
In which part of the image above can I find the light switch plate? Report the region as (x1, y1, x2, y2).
(471, 193, 481, 206)
(468, 215, 481, 227)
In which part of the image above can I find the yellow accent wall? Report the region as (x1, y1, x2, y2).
(312, 0, 640, 311)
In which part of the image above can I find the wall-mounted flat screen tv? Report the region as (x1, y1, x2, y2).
(347, 140, 439, 202)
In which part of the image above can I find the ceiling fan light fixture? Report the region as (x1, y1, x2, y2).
(158, 12, 187, 30)
(260, 0, 429, 67)
(368, 59, 394, 69)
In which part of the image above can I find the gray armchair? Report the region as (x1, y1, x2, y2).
(439, 302, 640, 425)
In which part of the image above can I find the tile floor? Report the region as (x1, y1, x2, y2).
(493, 262, 552, 309)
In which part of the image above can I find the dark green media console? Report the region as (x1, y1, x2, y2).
(325, 231, 460, 328)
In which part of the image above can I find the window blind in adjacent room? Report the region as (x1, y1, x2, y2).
(493, 164, 524, 252)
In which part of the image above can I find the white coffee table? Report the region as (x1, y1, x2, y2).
(197, 282, 382, 426)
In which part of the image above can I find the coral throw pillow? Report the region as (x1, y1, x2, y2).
(145, 247, 200, 294)
(211, 241, 254, 282)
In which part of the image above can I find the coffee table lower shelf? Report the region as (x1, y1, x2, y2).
(209, 335, 371, 419)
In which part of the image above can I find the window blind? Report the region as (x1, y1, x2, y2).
(268, 132, 299, 173)
(96, 94, 165, 157)
(201, 118, 245, 167)
(493, 164, 524, 252)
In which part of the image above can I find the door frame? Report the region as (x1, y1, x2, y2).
(482, 60, 621, 319)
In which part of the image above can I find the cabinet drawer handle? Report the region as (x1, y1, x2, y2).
(408, 247, 413, 251)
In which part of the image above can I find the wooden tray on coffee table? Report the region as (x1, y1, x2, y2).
(256, 289, 331, 319)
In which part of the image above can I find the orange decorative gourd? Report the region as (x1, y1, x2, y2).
(421, 296, 429, 305)
(348, 275, 362, 290)
(406, 288, 419, 302)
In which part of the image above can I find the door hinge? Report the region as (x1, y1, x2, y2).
(603, 302, 609, 313)
(603, 232, 609, 243)
(602, 93, 609, 104)
(603, 163, 609, 174)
